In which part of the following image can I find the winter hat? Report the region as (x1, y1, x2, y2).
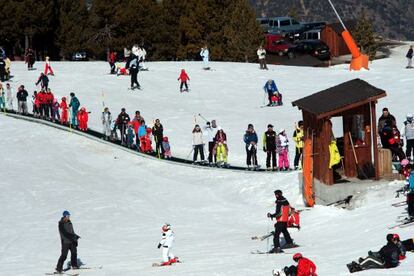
(401, 159, 410, 166)
(62, 210, 70, 217)
(274, 190, 282, 196)
(393, 234, 400, 241)
(298, 120, 304, 127)
(267, 124, 273, 128)
(386, 233, 394, 242)
(162, 223, 171, 232)
(407, 114, 413, 120)
(248, 124, 254, 129)
(279, 128, 285, 134)
(163, 137, 169, 142)
(382, 107, 389, 112)
(293, 253, 302, 261)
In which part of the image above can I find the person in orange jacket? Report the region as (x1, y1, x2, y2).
(273, 253, 317, 276)
(60, 97, 68, 124)
(76, 107, 89, 131)
(178, 69, 190, 92)
(267, 190, 295, 253)
(140, 127, 153, 153)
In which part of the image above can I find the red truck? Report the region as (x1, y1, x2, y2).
(264, 34, 293, 56)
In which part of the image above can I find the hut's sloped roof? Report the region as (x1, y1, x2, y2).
(292, 78, 386, 118)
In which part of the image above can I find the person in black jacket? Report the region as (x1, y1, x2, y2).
(117, 108, 131, 145)
(263, 124, 277, 170)
(56, 210, 80, 273)
(152, 119, 164, 158)
(406, 45, 413, 69)
(35, 72, 49, 91)
(0, 56, 5, 82)
(126, 54, 140, 90)
(347, 234, 400, 273)
(16, 85, 29, 114)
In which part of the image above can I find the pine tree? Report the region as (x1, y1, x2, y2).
(353, 9, 377, 60)
(57, 0, 89, 59)
(223, 0, 263, 62)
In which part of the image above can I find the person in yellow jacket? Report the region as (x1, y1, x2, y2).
(293, 121, 304, 170)
(329, 140, 341, 169)
(5, 57, 11, 80)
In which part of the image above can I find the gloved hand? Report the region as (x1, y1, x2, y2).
(267, 212, 272, 218)
(73, 240, 78, 247)
(263, 147, 266, 152)
(157, 243, 161, 249)
(76, 235, 81, 239)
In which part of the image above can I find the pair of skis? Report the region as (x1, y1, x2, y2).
(45, 266, 102, 275)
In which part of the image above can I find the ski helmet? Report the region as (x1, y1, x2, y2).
(62, 210, 70, 217)
(293, 253, 302, 261)
(393, 234, 400, 241)
(407, 114, 413, 120)
(401, 159, 410, 166)
(162, 223, 171, 232)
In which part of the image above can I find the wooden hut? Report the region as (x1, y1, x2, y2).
(320, 21, 357, 57)
(292, 79, 386, 186)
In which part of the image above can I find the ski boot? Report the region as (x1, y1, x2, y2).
(268, 247, 284, 254)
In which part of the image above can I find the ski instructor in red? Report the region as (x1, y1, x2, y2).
(267, 190, 295, 253)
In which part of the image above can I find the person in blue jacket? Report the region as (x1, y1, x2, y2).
(263, 79, 282, 106)
(68, 92, 80, 127)
(244, 124, 259, 169)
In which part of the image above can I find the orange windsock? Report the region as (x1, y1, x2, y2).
(341, 30, 360, 59)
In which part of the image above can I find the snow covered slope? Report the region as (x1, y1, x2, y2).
(1, 44, 413, 275)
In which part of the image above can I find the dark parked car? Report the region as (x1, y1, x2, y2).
(71, 51, 88, 61)
(288, 40, 331, 60)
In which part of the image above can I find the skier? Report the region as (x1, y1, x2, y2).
(38, 89, 47, 118)
(402, 114, 414, 160)
(257, 45, 268, 70)
(140, 127, 153, 153)
(116, 108, 130, 145)
(406, 45, 413, 69)
(0, 83, 5, 111)
(76, 107, 89, 131)
(137, 45, 148, 70)
(213, 127, 228, 166)
(35, 72, 49, 91)
(157, 223, 178, 266)
(25, 48, 35, 70)
(126, 53, 140, 90)
(267, 190, 295, 253)
(102, 107, 112, 140)
(46, 88, 54, 120)
(5, 56, 10, 80)
(0, 56, 5, 82)
(16, 85, 29, 114)
(52, 98, 60, 122)
(69, 93, 80, 127)
(178, 69, 190, 92)
(244, 124, 258, 169)
(273, 253, 317, 276)
(263, 124, 277, 170)
(192, 124, 205, 163)
(263, 79, 282, 106)
(131, 111, 145, 150)
(347, 234, 400, 273)
(162, 137, 172, 159)
(31, 91, 39, 117)
(203, 120, 219, 164)
(44, 56, 54, 76)
(60, 97, 68, 125)
(387, 123, 406, 161)
(200, 45, 210, 69)
(108, 51, 117, 74)
(55, 210, 80, 273)
(126, 124, 135, 148)
(378, 108, 396, 146)
(293, 121, 304, 170)
(277, 129, 290, 171)
(152, 119, 164, 157)
(6, 83, 13, 110)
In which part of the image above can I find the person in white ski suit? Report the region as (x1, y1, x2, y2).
(203, 120, 220, 164)
(137, 46, 147, 70)
(157, 223, 177, 265)
(131, 44, 140, 57)
(5, 83, 13, 110)
(200, 46, 209, 68)
(102, 107, 112, 140)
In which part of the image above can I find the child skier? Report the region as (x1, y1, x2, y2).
(76, 107, 88, 131)
(156, 223, 178, 266)
(102, 107, 112, 140)
(6, 83, 13, 110)
(178, 69, 190, 92)
(263, 79, 283, 106)
(162, 137, 172, 159)
(32, 91, 40, 117)
(60, 97, 68, 125)
(277, 129, 290, 171)
(44, 56, 54, 76)
(126, 124, 135, 149)
(213, 127, 228, 167)
(52, 98, 60, 122)
(244, 124, 259, 169)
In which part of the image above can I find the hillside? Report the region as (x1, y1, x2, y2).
(251, 0, 414, 40)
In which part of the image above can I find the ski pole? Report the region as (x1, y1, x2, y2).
(198, 113, 209, 123)
(266, 217, 271, 252)
(186, 147, 194, 160)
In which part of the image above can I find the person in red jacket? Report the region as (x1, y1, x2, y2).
(46, 88, 54, 120)
(76, 107, 88, 131)
(140, 127, 153, 153)
(294, 253, 317, 276)
(38, 89, 47, 119)
(60, 97, 68, 125)
(108, 51, 117, 74)
(178, 69, 190, 92)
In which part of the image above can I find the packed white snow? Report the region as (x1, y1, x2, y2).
(1, 44, 414, 275)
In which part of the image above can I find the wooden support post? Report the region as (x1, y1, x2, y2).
(371, 101, 380, 180)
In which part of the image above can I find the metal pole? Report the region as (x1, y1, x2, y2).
(327, 0, 347, 30)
